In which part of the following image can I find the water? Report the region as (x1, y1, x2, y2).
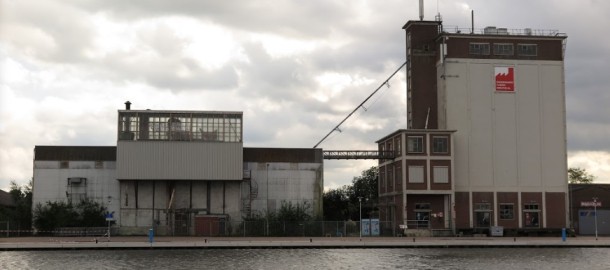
(0, 248, 608, 270)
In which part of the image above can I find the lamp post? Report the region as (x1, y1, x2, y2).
(593, 197, 598, 241)
(358, 197, 363, 239)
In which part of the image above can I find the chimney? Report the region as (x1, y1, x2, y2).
(125, 101, 131, 110)
(419, 0, 424, 21)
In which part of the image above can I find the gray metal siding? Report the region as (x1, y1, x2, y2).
(117, 141, 243, 180)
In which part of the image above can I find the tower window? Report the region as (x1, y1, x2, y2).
(407, 136, 424, 153)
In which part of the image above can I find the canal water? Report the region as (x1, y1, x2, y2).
(0, 248, 608, 270)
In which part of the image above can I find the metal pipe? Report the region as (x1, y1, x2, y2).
(313, 61, 407, 148)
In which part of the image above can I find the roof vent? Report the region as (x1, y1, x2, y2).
(125, 101, 131, 110)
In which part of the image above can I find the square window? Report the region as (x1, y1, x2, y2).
(407, 136, 424, 153)
(408, 166, 424, 183)
(499, 204, 514, 220)
(432, 137, 448, 154)
(433, 166, 449, 183)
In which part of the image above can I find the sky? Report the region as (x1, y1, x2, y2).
(1, 0, 609, 191)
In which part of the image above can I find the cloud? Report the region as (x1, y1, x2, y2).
(1, 0, 609, 192)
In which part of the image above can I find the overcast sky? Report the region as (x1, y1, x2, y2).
(1, 0, 609, 191)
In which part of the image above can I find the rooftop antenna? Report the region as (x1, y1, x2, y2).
(435, 0, 442, 21)
(419, 0, 424, 21)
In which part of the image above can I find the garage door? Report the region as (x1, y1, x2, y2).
(578, 209, 610, 235)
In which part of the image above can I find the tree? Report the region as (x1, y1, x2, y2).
(323, 166, 379, 221)
(568, 167, 595, 184)
(322, 186, 350, 220)
(1, 180, 33, 231)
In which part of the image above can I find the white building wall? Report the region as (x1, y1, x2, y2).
(439, 59, 567, 192)
(33, 161, 120, 222)
(244, 162, 323, 219)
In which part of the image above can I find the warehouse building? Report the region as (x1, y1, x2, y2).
(378, 17, 568, 235)
(33, 103, 323, 235)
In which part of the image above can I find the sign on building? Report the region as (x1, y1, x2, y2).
(495, 66, 515, 92)
(581, 201, 602, 207)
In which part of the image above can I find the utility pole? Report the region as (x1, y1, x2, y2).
(358, 197, 363, 239)
(593, 197, 598, 241)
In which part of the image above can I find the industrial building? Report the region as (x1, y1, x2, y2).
(33, 103, 323, 235)
(378, 17, 568, 235)
(569, 184, 610, 236)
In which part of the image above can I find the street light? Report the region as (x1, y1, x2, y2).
(358, 197, 363, 239)
(593, 197, 598, 241)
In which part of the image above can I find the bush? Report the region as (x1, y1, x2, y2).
(33, 199, 107, 232)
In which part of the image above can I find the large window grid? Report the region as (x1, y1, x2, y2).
(118, 112, 242, 142)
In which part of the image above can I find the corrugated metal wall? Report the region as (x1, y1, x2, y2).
(117, 141, 243, 180)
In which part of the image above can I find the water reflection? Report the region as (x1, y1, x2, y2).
(0, 248, 609, 270)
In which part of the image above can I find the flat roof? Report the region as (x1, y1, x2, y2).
(34, 146, 117, 161)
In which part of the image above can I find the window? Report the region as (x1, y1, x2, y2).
(395, 164, 402, 190)
(396, 138, 402, 156)
(387, 165, 394, 190)
(474, 203, 492, 227)
(118, 111, 242, 142)
(433, 166, 449, 183)
(517, 44, 537, 56)
(499, 204, 514, 220)
(387, 141, 393, 153)
(469, 43, 490, 55)
(407, 136, 424, 153)
(414, 203, 431, 228)
(494, 43, 514, 55)
(432, 136, 449, 154)
(524, 203, 540, 228)
(94, 161, 104, 169)
(408, 166, 424, 183)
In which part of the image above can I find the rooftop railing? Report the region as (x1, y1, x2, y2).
(442, 25, 566, 37)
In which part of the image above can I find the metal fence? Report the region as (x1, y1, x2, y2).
(195, 220, 405, 237)
(0, 220, 432, 237)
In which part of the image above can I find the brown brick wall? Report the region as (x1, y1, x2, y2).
(545, 192, 566, 228)
(455, 192, 470, 229)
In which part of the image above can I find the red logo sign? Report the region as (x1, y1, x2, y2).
(495, 67, 515, 92)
